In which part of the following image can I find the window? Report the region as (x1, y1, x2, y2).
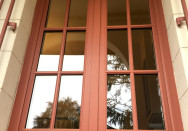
(8, 0, 184, 131)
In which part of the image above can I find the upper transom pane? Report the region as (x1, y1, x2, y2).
(130, 0, 151, 25)
(68, 0, 88, 27)
(108, 0, 127, 26)
(46, 0, 67, 28)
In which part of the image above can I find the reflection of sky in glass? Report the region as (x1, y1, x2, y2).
(107, 75, 133, 129)
(62, 55, 84, 71)
(108, 86, 132, 110)
(37, 55, 59, 71)
(26, 76, 57, 128)
(59, 75, 83, 105)
(37, 55, 85, 71)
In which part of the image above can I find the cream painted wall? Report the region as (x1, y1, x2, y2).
(0, 0, 37, 131)
(162, 0, 188, 130)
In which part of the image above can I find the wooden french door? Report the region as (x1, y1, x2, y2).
(98, 0, 169, 130)
(8, 0, 184, 131)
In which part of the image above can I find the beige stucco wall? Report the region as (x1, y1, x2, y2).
(0, 0, 37, 131)
(0, 0, 187, 131)
(162, 0, 188, 130)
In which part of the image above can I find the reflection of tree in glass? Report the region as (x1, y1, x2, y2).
(107, 75, 130, 91)
(33, 97, 80, 129)
(32, 102, 52, 128)
(107, 54, 128, 70)
(107, 75, 133, 129)
(55, 97, 80, 128)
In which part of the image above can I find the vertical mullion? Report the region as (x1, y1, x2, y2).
(98, 0, 107, 130)
(127, 0, 133, 71)
(130, 72, 138, 130)
(50, 0, 71, 128)
(80, 0, 95, 130)
(58, 0, 71, 71)
(126, 0, 138, 130)
(50, 73, 61, 129)
(88, 0, 101, 130)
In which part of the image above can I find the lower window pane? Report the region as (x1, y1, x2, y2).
(135, 75, 165, 130)
(55, 75, 83, 128)
(26, 76, 57, 129)
(107, 75, 133, 129)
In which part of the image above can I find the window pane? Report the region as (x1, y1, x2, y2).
(107, 75, 133, 129)
(37, 32, 62, 71)
(62, 32, 85, 71)
(107, 30, 129, 70)
(26, 76, 57, 129)
(108, 0, 127, 25)
(68, 0, 88, 27)
(132, 29, 156, 70)
(135, 75, 165, 130)
(130, 0, 151, 25)
(46, 0, 67, 28)
(55, 75, 83, 128)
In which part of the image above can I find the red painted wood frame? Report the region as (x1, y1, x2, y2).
(8, 0, 184, 131)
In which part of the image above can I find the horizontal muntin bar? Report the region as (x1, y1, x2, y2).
(131, 24, 152, 29)
(22, 129, 166, 131)
(107, 70, 131, 74)
(44, 27, 86, 31)
(107, 25, 128, 29)
(107, 70, 159, 74)
(107, 24, 152, 30)
(106, 130, 165, 131)
(22, 129, 80, 131)
(35, 71, 84, 75)
(133, 70, 159, 74)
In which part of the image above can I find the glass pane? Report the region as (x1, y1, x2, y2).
(46, 0, 67, 28)
(132, 29, 156, 70)
(135, 75, 165, 130)
(55, 75, 83, 128)
(108, 0, 127, 25)
(37, 32, 62, 71)
(107, 75, 133, 129)
(62, 32, 85, 71)
(26, 76, 57, 129)
(107, 30, 129, 70)
(68, 0, 88, 27)
(130, 0, 151, 25)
